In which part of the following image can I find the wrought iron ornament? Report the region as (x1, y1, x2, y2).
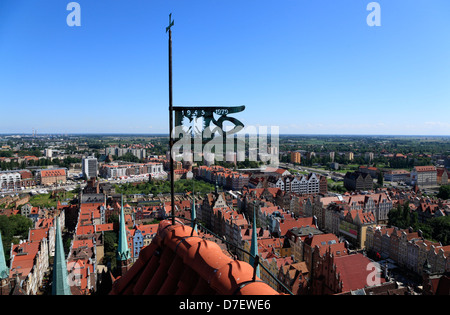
(173, 105, 245, 142)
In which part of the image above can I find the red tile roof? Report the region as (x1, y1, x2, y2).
(110, 220, 282, 295)
(29, 228, 49, 242)
(414, 165, 436, 172)
(334, 253, 385, 293)
(40, 169, 66, 177)
(304, 233, 339, 248)
(279, 217, 316, 236)
(95, 223, 114, 232)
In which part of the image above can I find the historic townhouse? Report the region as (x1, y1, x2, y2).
(427, 245, 450, 274)
(9, 239, 49, 295)
(286, 225, 323, 263)
(38, 168, 67, 186)
(416, 240, 442, 275)
(312, 252, 384, 295)
(410, 165, 437, 187)
(343, 171, 373, 191)
(278, 261, 309, 295)
(324, 202, 347, 236)
(268, 173, 327, 195)
(132, 224, 158, 261)
(369, 226, 446, 276)
(397, 229, 421, 268)
(312, 195, 341, 230)
(339, 209, 376, 250)
(303, 233, 339, 274)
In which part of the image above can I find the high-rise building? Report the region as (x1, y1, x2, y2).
(345, 152, 354, 161)
(290, 151, 301, 164)
(82, 155, 98, 180)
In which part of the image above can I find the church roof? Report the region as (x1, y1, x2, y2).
(109, 220, 281, 295)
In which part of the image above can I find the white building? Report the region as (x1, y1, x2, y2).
(82, 155, 98, 180)
(0, 170, 21, 190)
(100, 162, 165, 180)
(269, 173, 321, 195)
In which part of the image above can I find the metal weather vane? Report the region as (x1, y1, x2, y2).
(173, 105, 245, 141)
(166, 12, 246, 224)
(166, 13, 174, 33)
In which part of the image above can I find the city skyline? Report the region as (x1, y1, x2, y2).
(1, 0, 449, 135)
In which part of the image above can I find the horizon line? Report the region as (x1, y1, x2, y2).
(1, 133, 450, 137)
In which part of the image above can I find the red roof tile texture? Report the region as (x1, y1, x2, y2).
(40, 169, 66, 177)
(110, 220, 282, 295)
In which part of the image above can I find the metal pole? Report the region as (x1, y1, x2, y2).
(168, 19, 175, 225)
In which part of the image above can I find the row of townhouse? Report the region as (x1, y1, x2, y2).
(297, 192, 393, 231)
(198, 191, 250, 250)
(241, 222, 353, 294)
(196, 165, 249, 190)
(225, 185, 395, 294)
(5, 213, 65, 295)
(365, 226, 450, 276)
(130, 224, 159, 260)
(8, 239, 49, 295)
(69, 197, 108, 294)
(266, 173, 328, 195)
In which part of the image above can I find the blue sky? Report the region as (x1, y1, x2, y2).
(0, 0, 449, 135)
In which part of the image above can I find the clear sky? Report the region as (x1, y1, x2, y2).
(0, 0, 449, 135)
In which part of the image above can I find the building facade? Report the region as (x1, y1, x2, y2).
(343, 171, 373, 191)
(38, 168, 67, 186)
(82, 156, 98, 180)
(410, 166, 437, 187)
(290, 152, 301, 164)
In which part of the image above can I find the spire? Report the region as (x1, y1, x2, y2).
(191, 182, 197, 233)
(52, 217, 71, 295)
(117, 195, 130, 261)
(0, 232, 9, 279)
(249, 208, 260, 278)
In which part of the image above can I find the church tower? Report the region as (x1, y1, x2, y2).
(117, 195, 131, 276)
(191, 184, 197, 233)
(52, 217, 71, 295)
(249, 209, 260, 278)
(0, 232, 11, 295)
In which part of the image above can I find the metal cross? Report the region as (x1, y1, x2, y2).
(166, 13, 174, 33)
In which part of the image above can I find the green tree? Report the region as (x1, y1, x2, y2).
(388, 204, 402, 227)
(429, 216, 450, 245)
(437, 185, 450, 200)
(377, 172, 384, 186)
(0, 215, 33, 261)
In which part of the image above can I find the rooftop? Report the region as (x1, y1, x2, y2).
(109, 220, 282, 295)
